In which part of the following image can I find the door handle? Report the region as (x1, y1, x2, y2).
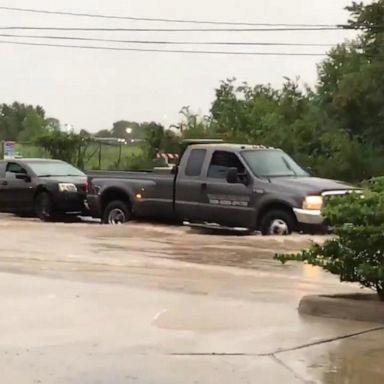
(1, 181, 7, 186)
(201, 183, 207, 191)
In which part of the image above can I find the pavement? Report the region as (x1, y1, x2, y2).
(0, 214, 383, 383)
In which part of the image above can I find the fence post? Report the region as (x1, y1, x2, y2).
(98, 142, 102, 169)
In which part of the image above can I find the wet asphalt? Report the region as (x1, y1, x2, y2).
(0, 214, 382, 383)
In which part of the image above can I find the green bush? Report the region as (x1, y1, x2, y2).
(35, 130, 91, 168)
(275, 178, 384, 300)
(112, 153, 155, 171)
(361, 176, 384, 193)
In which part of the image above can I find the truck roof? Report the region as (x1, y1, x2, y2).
(0, 158, 63, 163)
(190, 143, 276, 151)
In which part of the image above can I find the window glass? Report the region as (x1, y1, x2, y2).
(207, 151, 245, 179)
(241, 150, 308, 177)
(185, 149, 206, 176)
(6, 162, 27, 174)
(27, 161, 84, 177)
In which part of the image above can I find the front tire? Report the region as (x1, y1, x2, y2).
(102, 201, 131, 225)
(260, 209, 296, 236)
(34, 192, 55, 221)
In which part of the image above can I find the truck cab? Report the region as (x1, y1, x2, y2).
(87, 142, 357, 235)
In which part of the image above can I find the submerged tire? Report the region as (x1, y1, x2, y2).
(34, 192, 55, 221)
(260, 209, 296, 236)
(102, 200, 131, 225)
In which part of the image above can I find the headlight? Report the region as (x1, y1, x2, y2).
(303, 195, 323, 210)
(58, 183, 77, 192)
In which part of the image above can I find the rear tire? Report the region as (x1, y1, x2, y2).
(102, 201, 131, 225)
(260, 209, 296, 236)
(34, 192, 55, 221)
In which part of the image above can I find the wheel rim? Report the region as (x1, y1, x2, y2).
(269, 219, 289, 235)
(108, 208, 126, 225)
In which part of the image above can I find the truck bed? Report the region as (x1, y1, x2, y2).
(87, 168, 174, 180)
(86, 168, 176, 220)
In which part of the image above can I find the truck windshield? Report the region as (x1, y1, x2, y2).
(27, 161, 85, 177)
(241, 149, 308, 178)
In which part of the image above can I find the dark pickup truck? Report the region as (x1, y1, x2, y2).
(87, 142, 357, 235)
(0, 158, 88, 220)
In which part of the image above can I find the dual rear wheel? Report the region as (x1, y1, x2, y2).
(34, 194, 132, 225)
(102, 201, 131, 225)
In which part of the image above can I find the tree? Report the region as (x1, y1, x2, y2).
(162, 129, 180, 154)
(35, 130, 92, 169)
(94, 129, 112, 138)
(95, 121, 147, 140)
(18, 111, 46, 142)
(143, 122, 165, 158)
(112, 120, 143, 139)
(179, 106, 214, 139)
(79, 129, 91, 138)
(317, 45, 384, 145)
(45, 118, 61, 132)
(0, 102, 46, 142)
(276, 181, 384, 300)
(316, 1, 384, 146)
(347, 0, 384, 57)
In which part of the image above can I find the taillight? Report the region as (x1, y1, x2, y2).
(85, 179, 90, 193)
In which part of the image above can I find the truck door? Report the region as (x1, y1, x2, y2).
(4, 162, 34, 212)
(0, 162, 8, 211)
(175, 148, 209, 222)
(203, 150, 255, 228)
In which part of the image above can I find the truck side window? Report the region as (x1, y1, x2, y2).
(6, 162, 27, 175)
(185, 149, 206, 176)
(208, 151, 245, 179)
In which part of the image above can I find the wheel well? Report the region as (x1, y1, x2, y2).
(34, 187, 49, 200)
(101, 188, 131, 211)
(257, 202, 297, 227)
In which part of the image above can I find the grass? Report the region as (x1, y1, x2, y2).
(15, 143, 50, 158)
(84, 143, 143, 170)
(16, 143, 143, 170)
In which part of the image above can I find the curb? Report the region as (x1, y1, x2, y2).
(299, 293, 384, 323)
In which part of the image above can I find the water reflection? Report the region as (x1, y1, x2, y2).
(302, 264, 322, 281)
(321, 334, 384, 384)
(292, 264, 325, 299)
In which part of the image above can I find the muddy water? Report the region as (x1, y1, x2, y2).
(1, 215, 383, 384)
(0, 215, 336, 301)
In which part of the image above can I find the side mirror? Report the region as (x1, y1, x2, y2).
(16, 173, 31, 182)
(226, 167, 239, 184)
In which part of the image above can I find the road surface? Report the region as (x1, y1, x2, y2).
(0, 214, 383, 383)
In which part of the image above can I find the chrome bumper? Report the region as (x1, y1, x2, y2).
(293, 208, 323, 225)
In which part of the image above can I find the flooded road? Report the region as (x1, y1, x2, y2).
(0, 214, 383, 383)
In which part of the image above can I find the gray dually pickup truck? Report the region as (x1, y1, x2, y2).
(87, 141, 357, 235)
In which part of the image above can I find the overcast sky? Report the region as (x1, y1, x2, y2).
(0, 0, 364, 132)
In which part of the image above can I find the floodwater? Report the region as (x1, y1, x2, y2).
(0, 214, 383, 383)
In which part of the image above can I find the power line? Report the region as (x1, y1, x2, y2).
(0, 5, 341, 28)
(0, 26, 346, 32)
(0, 33, 336, 47)
(0, 39, 327, 56)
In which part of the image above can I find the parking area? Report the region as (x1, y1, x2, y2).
(1, 214, 383, 383)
